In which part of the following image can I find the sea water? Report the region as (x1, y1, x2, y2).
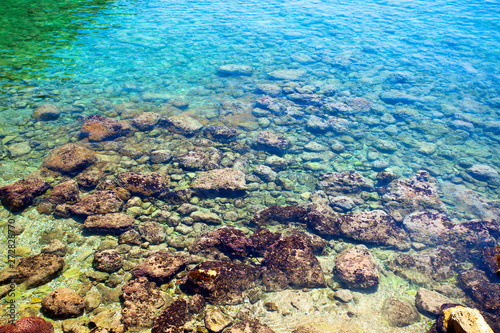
(0, 0, 499, 332)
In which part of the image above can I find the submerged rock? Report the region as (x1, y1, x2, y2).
(263, 234, 326, 290)
(318, 171, 373, 195)
(382, 170, 446, 219)
(181, 261, 261, 305)
(80, 115, 124, 141)
(387, 247, 455, 284)
(8, 142, 31, 157)
(132, 112, 161, 131)
(83, 213, 134, 234)
(0, 253, 64, 289)
(255, 131, 290, 153)
(415, 288, 455, 316)
(33, 103, 61, 121)
(468, 164, 500, 184)
(41, 288, 85, 319)
(48, 180, 79, 205)
(334, 247, 379, 289)
(250, 205, 308, 225)
(337, 210, 410, 250)
(131, 252, 186, 283)
(117, 172, 170, 197)
(381, 297, 420, 327)
(204, 125, 238, 142)
(93, 249, 123, 273)
(0, 178, 50, 211)
(122, 277, 166, 331)
(267, 68, 306, 80)
(42, 143, 96, 175)
(458, 269, 500, 315)
(217, 64, 253, 76)
(189, 226, 253, 258)
(138, 221, 167, 244)
(204, 306, 233, 332)
(0, 316, 54, 333)
(152, 299, 187, 333)
(402, 211, 453, 245)
(191, 168, 246, 192)
(162, 114, 203, 135)
(69, 190, 125, 215)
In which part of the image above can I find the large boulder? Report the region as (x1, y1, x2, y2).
(191, 168, 246, 192)
(131, 253, 186, 283)
(69, 190, 124, 215)
(117, 172, 170, 197)
(337, 210, 410, 250)
(402, 211, 453, 245)
(41, 288, 85, 319)
(42, 143, 96, 175)
(204, 125, 238, 142)
(382, 170, 446, 219)
(415, 288, 455, 316)
(152, 299, 187, 333)
(181, 261, 261, 305)
(80, 115, 123, 141)
(0, 178, 50, 211)
(83, 213, 135, 234)
(334, 247, 379, 289)
(162, 114, 203, 136)
(0, 316, 54, 333)
(47, 180, 79, 205)
(317, 171, 373, 195)
(0, 253, 64, 289)
(255, 131, 290, 153)
(188, 226, 253, 258)
(250, 205, 308, 226)
(122, 277, 166, 331)
(263, 234, 326, 290)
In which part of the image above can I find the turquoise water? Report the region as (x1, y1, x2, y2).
(0, 0, 499, 332)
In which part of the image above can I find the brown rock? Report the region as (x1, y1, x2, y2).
(256, 131, 290, 153)
(181, 261, 261, 305)
(191, 168, 246, 192)
(117, 172, 170, 197)
(382, 170, 446, 218)
(0, 178, 50, 211)
(122, 277, 166, 331)
(458, 269, 500, 314)
(41, 288, 85, 318)
(0, 316, 54, 333)
(131, 252, 186, 283)
(248, 228, 281, 256)
(263, 233, 326, 290)
(132, 112, 161, 131)
(0, 253, 65, 289)
(318, 171, 373, 194)
(48, 180, 79, 205)
(42, 143, 96, 175)
(381, 297, 420, 327)
(80, 115, 123, 141)
(415, 288, 454, 316)
(93, 250, 123, 273)
(84, 213, 135, 234)
(402, 211, 453, 245)
(138, 221, 167, 244)
(152, 299, 187, 333)
(250, 205, 308, 226)
(188, 226, 253, 258)
(337, 210, 410, 250)
(334, 247, 379, 289)
(69, 190, 124, 215)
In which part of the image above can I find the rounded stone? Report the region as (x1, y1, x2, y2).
(41, 288, 85, 319)
(93, 249, 123, 273)
(381, 297, 420, 327)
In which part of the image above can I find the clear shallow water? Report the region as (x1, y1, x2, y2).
(0, 0, 499, 332)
